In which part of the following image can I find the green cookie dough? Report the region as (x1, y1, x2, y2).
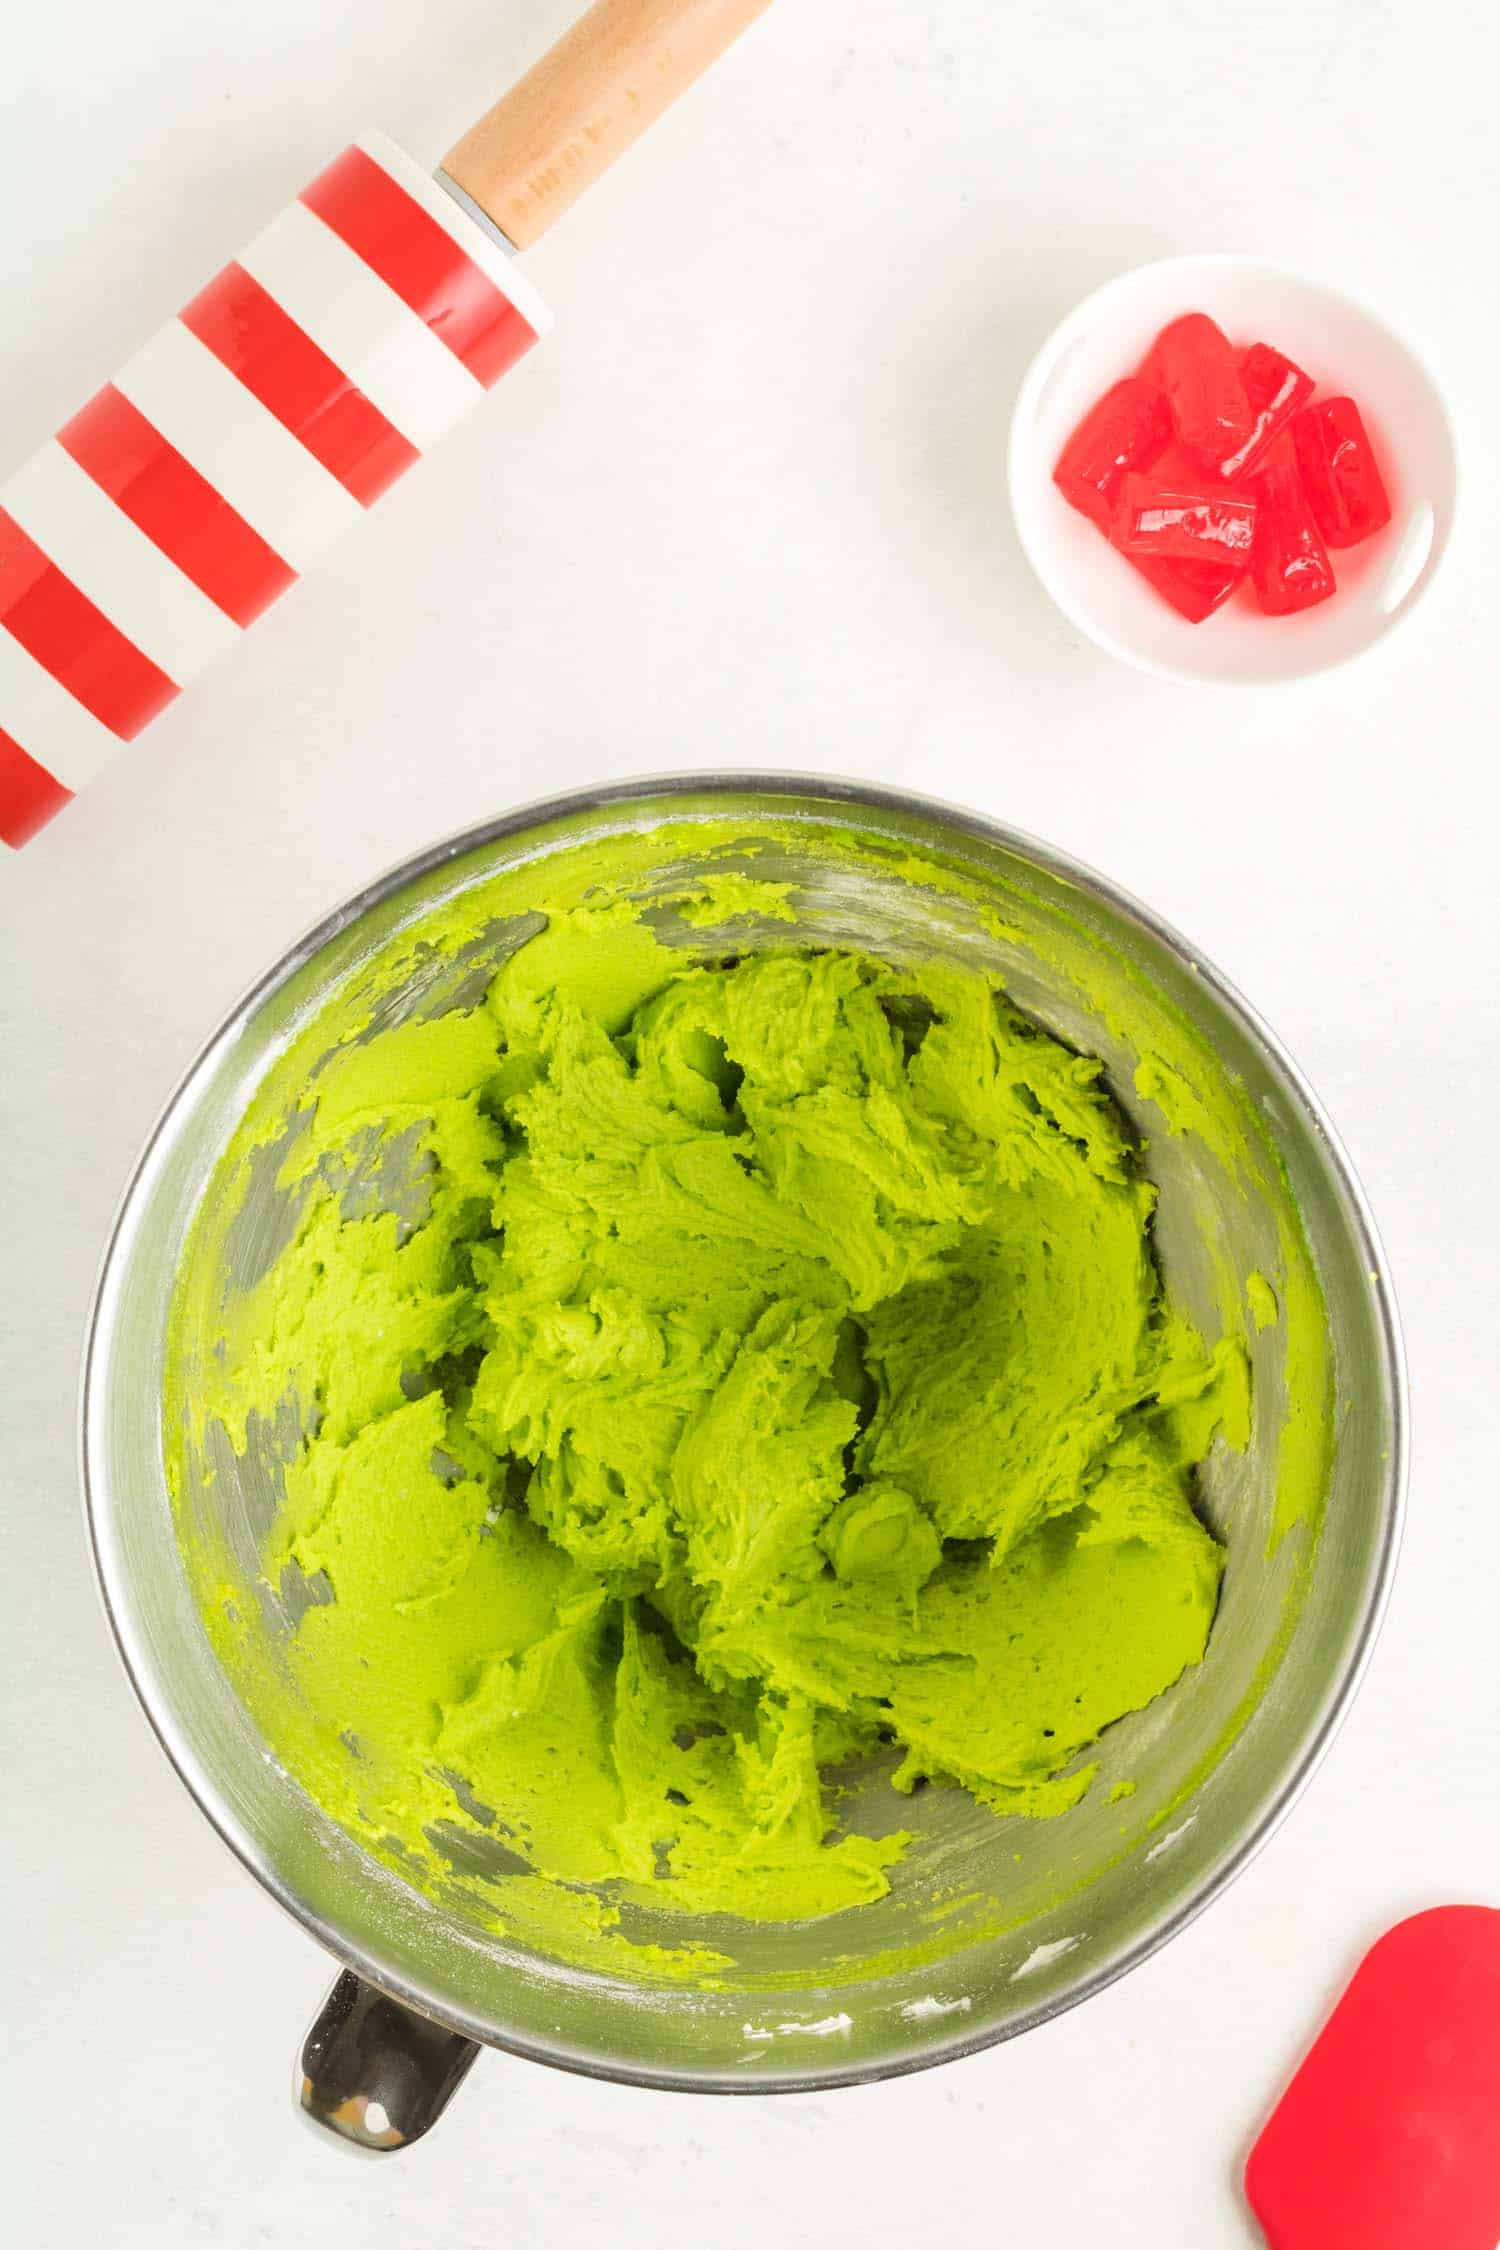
(173, 849, 1260, 1931)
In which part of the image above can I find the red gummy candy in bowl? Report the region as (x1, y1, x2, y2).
(1129, 556, 1242, 626)
(1114, 472, 1258, 568)
(1249, 438, 1336, 617)
(1060, 315, 1395, 625)
(1228, 343, 1316, 480)
(1052, 377, 1171, 532)
(1292, 397, 1393, 548)
(1140, 313, 1256, 475)
(1009, 254, 1457, 684)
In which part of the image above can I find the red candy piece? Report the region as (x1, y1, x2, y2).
(1220, 342, 1315, 480)
(1141, 313, 1257, 472)
(1291, 397, 1392, 547)
(1110, 447, 1248, 620)
(1053, 376, 1171, 531)
(1128, 554, 1243, 623)
(1115, 471, 1257, 567)
(1249, 436, 1336, 614)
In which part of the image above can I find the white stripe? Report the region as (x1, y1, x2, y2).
(238, 202, 481, 450)
(0, 443, 240, 689)
(358, 131, 554, 340)
(114, 320, 362, 574)
(0, 620, 123, 790)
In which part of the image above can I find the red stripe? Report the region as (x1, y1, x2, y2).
(0, 722, 72, 847)
(179, 263, 420, 507)
(0, 509, 178, 738)
(300, 146, 537, 390)
(58, 385, 295, 629)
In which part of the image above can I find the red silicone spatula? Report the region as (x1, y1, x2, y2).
(1245, 1906, 1500, 2250)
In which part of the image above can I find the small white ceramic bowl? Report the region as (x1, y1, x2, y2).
(1008, 254, 1458, 685)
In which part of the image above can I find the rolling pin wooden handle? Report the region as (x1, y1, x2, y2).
(442, 0, 774, 250)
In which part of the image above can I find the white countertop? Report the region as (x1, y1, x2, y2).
(3, 1, 1497, 2240)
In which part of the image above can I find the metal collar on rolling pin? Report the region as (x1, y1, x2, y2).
(0, 0, 774, 848)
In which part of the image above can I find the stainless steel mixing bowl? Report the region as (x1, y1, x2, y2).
(82, 776, 1404, 2147)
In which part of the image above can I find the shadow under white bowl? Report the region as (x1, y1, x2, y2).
(1008, 254, 1458, 685)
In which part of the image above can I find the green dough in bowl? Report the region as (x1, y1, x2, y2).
(165, 814, 1331, 1981)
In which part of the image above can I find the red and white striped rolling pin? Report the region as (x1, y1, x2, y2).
(0, 0, 771, 849)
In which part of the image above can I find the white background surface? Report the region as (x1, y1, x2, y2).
(3, 2, 1498, 2242)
